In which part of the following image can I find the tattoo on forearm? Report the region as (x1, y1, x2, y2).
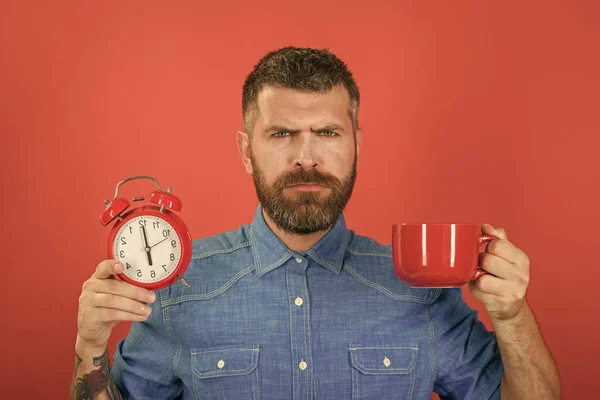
(71, 350, 122, 400)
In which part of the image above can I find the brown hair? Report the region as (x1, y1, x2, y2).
(242, 47, 360, 134)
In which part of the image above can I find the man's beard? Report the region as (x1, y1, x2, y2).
(250, 153, 357, 235)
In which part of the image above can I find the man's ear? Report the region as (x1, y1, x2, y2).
(356, 127, 363, 156)
(236, 131, 253, 175)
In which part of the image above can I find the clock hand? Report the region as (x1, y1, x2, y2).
(140, 225, 153, 266)
(150, 236, 169, 249)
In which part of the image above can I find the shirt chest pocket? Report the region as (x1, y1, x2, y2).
(349, 345, 418, 400)
(191, 345, 260, 400)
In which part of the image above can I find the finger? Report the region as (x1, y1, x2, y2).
(479, 252, 517, 280)
(94, 279, 156, 304)
(482, 223, 508, 241)
(92, 293, 153, 317)
(468, 281, 504, 304)
(92, 307, 150, 323)
(470, 273, 509, 295)
(484, 238, 518, 264)
(94, 260, 123, 280)
(487, 239, 530, 268)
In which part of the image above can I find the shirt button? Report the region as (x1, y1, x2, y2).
(299, 360, 308, 370)
(217, 360, 225, 369)
(294, 297, 304, 307)
(383, 357, 391, 368)
(295, 257, 303, 264)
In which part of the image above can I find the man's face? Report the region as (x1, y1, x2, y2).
(238, 85, 362, 235)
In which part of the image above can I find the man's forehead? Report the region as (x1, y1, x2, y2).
(255, 85, 351, 124)
(257, 85, 349, 104)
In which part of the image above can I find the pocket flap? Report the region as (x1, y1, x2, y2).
(192, 345, 259, 379)
(349, 345, 418, 375)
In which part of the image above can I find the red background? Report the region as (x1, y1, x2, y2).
(1, 1, 598, 398)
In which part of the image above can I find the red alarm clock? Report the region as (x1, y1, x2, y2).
(100, 175, 192, 290)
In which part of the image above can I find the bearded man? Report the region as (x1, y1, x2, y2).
(72, 47, 560, 400)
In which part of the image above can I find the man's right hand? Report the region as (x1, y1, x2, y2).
(76, 260, 156, 354)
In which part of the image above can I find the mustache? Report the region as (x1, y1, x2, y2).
(275, 169, 340, 188)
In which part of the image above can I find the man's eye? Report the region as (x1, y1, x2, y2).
(320, 131, 337, 137)
(273, 131, 290, 137)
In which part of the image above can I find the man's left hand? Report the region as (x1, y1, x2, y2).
(469, 223, 531, 323)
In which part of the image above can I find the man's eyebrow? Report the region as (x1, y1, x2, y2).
(311, 124, 344, 132)
(263, 123, 345, 134)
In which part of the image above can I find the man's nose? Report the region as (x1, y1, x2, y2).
(292, 134, 318, 169)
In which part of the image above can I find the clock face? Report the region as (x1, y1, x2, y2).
(113, 215, 182, 283)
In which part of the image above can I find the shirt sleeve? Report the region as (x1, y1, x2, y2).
(110, 289, 183, 399)
(430, 288, 503, 400)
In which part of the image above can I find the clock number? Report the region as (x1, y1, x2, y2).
(170, 253, 175, 261)
(153, 221, 160, 229)
(120, 237, 126, 245)
(171, 240, 177, 247)
(126, 263, 132, 269)
(150, 270, 156, 278)
(162, 264, 167, 272)
(162, 229, 171, 238)
(136, 269, 142, 277)
(119, 250, 125, 258)
(129, 226, 133, 234)
(139, 219, 147, 227)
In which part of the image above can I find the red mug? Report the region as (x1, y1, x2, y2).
(392, 223, 498, 288)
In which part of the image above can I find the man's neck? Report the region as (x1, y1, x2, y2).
(262, 209, 329, 252)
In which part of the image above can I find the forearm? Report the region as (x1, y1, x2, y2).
(70, 337, 122, 400)
(493, 300, 561, 400)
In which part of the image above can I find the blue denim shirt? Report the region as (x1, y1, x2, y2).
(112, 204, 503, 399)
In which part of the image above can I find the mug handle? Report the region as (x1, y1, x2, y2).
(472, 235, 499, 280)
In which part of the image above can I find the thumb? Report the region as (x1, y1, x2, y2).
(481, 223, 508, 240)
(94, 259, 123, 279)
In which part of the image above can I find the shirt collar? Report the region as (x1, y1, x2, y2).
(250, 203, 350, 277)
